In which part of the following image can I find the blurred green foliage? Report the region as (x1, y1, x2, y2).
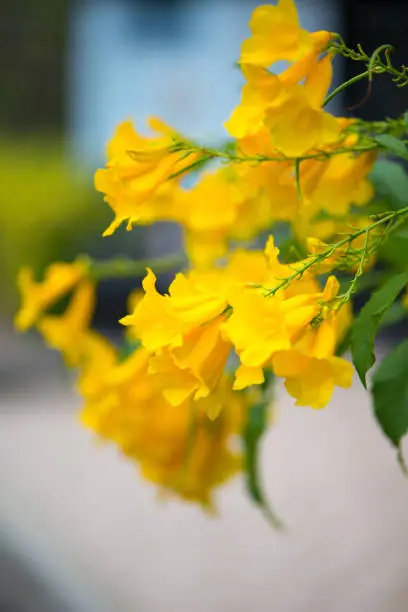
(0, 139, 107, 310)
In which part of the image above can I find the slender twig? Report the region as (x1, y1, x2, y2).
(83, 254, 186, 282)
(261, 206, 408, 299)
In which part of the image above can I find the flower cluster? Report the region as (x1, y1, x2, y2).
(121, 239, 352, 409)
(15, 263, 246, 509)
(18, 0, 408, 514)
(95, 0, 375, 267)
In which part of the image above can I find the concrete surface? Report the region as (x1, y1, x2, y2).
(1, 330, 408, 612)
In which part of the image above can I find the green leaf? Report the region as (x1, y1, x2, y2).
(379, 300, 407, 327)
(294, 158, 302, 202)
(242, 399, 283, 529)
(372, 339, 408, 453)
(371, 160, 408, 208)
(351, 272, 408, 387)
(118, 338, 141, 362)
(167, 154, 213, 180)
(374, 134, 408, 160)
(380, 223, 408, 268)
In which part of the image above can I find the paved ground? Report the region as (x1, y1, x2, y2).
(1, 326, 408, 612)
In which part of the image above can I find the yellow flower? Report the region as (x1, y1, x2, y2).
(273, 349, 353, 409)
(148, 317, 232, 410)
(263, 56, 340, 156)
(231, 161, 300, 225)
(37, 280, 95, 366)
(177, 164, 296, 265)
(226, 56, 340, 157)
(124, 288, 145, 341)
(78, 336, 125, 428)
(225, 65, 282, 139)
(240, 0, 331, 68)
(183, 229, 230, 268)
(304, 150, 376, 217)
(223, 291, 291, 367)
(15, 260, 87, 331)
(272, 278, 353, 409)
(224, 290, 318, 371)
(120, 268, 228, 352)
(138, 380, 244, 510)
(233, 364, 265, 390)
(80, 342, 245, 510)
(223, 238, 335, 388)
(120, 268, 185, 352)
(173, 169, 241, 267)
(95, 118, 191, 236)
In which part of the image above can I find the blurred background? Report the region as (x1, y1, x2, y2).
(2, 1, 408, 611)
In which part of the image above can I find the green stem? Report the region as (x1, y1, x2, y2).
(263, 206, 408, 298)
(323, 70, 371, 107)
(172, 142, 378, 167)
(331, 40, 408, 88)
(335, 227, 370, 309)
(84, 253, 186, 282)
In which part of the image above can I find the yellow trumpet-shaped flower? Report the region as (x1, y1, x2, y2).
(174, 170, 241, 267)
(37, 280, 96, 367)
(304, 150, 376, 218)
(240, 0, 332, 68)
(15, 260, 88, 332)
(224, 290, 319, 371)
(233, 364, 265, 390)
(149, 317, 232, 411)
(272, 278, 353, 409)
(120, 268, 228, 352)
(95, 118, 192, 236)
(273, 349, 353, 409)
(80, 342, 245, 510)
(226, 56, 340, 157)
(120, 268, 185, 352)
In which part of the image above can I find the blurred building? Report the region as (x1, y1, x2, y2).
(67, 0, 342, 168)
(66, 0, 342, 267)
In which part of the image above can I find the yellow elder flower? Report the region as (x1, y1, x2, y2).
(175, 165, 288, 267)
(121, 267, 233, 410)
(174, 170, 240, 267)
(95, 118, 190, 236)
(223, 290, 319, 370)
(233, 363, 265, 390)
(273, 350, 353, 409)
(176, 171, 238, 232)
(304, 150, 376, 217)
(263, 57, 340, 157)
(124, 288, 145, 341)
(38, 280, 95, 367)
(77, 334, 122, 414)
(272, 279, 353, 409)
(183, 229, 230, 268)
(120, 268, 228, 352)
(80, 343, 244, 510)
(226, 56, 340, 157)
(148, 317, 232, 411)
(225, 65, 282, 139)
(241, 0, 332, 68)
(223, 246, 336, 390)
(120, 268, 185, 351)
(15, 260, 87, 331)
(145, 380, 244, 509)
(231, 161, 300, 225)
